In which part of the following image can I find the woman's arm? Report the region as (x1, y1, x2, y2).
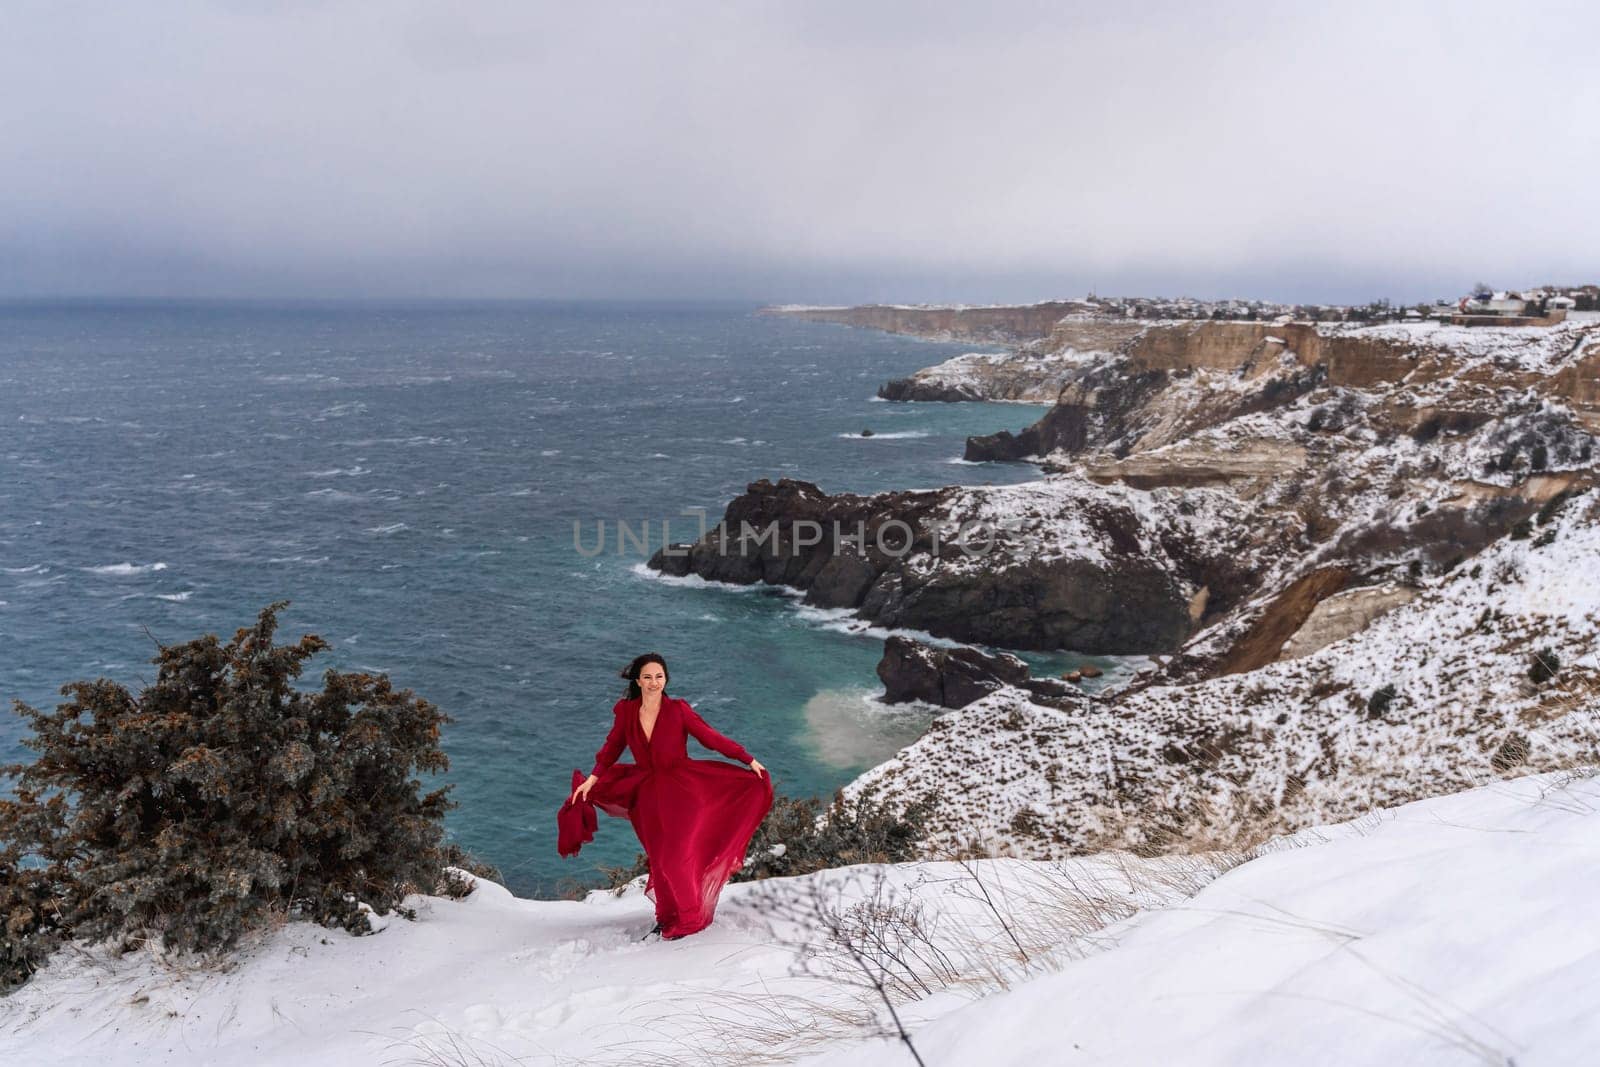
(681, 701, 755, 764)
(588, 706, 628, 780)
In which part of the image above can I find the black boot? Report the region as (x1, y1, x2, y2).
(641, 922, 661, 940)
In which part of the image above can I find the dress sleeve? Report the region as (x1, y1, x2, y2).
(589, 704, 628, 779)
(681, 700, 754, 764)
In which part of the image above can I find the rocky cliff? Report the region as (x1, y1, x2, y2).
(842, 493, 1600, 858)
(660, 305, 1600, 862)
(661, 315, 1599, 674)
(648, 474, 1259, 653)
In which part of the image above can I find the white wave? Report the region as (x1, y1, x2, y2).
(261, 372, 339, 384)
(84, 562, 168, 576)
(155, 591, 194, 602)
(366, 523, 408, 535)
(315, 401, 367, 419)
(944, 457, 985, 465)
(627, 562, 806, 598)
(649, 452, 670, 458)
(540, 449, 561, 456)
(2, 564, 47, 574)
(305, 488, 363, 501)
(308, 466, 370, 478)
(836, 430, 931, 439)
(789, 601, 970, 649)
(722, 437, 748, 445)
(267, 555, 330, 565)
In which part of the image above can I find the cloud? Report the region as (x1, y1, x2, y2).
(1, 1, 1595, 302)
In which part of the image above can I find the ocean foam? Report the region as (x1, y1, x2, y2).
(84, 562, 168, 576)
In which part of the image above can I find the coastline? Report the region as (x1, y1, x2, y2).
(656, 302, 1600, 860)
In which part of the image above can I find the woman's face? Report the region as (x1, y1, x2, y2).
(637, 662, 666, 698)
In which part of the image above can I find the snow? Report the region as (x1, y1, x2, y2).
(799, 771, 1600, 1067)
(909, 472, 1245, 580)
(7, 313, 1596, 1062)
(1320, 317, 1597, 374)
(842, 492, 1600, 860)
(6, 773, 1598, 1066)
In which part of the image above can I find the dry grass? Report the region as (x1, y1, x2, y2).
(570, 844, 1262, 1067)
(372, 1012, 536, 1067)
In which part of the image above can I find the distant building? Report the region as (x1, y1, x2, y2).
(1447, 286, 1567, 327)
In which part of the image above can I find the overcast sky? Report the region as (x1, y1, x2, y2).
(2, 1, 1596, 304)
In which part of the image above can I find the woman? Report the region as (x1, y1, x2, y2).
(558, 652, 773, 940)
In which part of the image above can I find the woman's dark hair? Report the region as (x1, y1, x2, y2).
(620, 652, 669, 700)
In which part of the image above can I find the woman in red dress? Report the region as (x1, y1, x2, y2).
(558, 653, 773, 940)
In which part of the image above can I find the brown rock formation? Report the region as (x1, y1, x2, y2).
(1213, 567, 1354, 676)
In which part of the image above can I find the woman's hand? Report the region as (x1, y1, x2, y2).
(749, 759, 766, 778)
(571, 773, 599, 804)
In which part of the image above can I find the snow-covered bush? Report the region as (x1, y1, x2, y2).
(0, 602, 456, 991)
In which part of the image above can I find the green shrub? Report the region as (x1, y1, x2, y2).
(1, 603, 456, 991)
(1491, 733, 1531, 772)
(1366, 683, 1398, 719)
(0, 810, 68, 993)
(1535, 488, 1582, 527)
(733, 788, 937, 882)
(1528, 648, 1562, 685)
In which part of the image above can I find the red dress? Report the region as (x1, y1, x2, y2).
(557, 695, 774, 939)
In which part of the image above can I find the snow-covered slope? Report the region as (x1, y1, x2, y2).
(5, 772, 1596, 1066)
(801, 770, 1600, 1067)
(844, 490, 1600, 858)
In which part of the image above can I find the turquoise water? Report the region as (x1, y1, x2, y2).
(0, 301, 1122, 896)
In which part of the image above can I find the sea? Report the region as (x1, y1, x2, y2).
(0, 300, 1127, 897)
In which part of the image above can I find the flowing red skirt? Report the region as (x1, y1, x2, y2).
(559, 759, 774, 939)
